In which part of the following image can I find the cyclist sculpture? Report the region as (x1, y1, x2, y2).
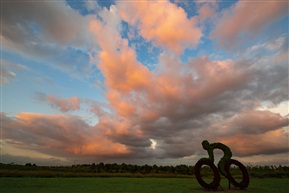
(195, 140, 249, 190)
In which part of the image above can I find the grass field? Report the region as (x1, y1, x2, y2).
(1, 177, 288, 193)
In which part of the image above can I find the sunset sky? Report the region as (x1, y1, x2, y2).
(1, 0, 288, 166)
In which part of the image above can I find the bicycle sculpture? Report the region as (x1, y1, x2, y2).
(195, 140, 249, 190)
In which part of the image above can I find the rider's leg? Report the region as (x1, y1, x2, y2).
(218, 158, 228, 177)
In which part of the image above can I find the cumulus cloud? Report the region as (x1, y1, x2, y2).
(117, 0, 202, 54)
(90, 39, 288, 160)
(211, 1, 288, 47)
(87, 2, 288, 160)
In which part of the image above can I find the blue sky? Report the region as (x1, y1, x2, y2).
(1, 0, 288, 166)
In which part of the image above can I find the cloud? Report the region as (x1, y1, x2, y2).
(211, 1, 288, 47)
(84, 0, 101, 13)
(0, 153, 71, 166)
(3, 46, 289, 162)
(197, 1, 218, 22)
(1, 112, 130, 159)
(34, 92, 112, 119)
(88, 5, 153, 119)
(1, 0, 94, 78)
(209, 110, 289, 137)
(87, 100, 110, 118)
(47, 96, 80, 112)
(35, 93, 80, 112)
(2, 0, 91, 47)
(90, 41, 288, 159)
(237, 153, 289, 166)
(2, 1, 288, 165)
(98, 48, 152, 93)
(88, 5, 123, 52)
(89, 7, 288, 159)
(220, 129, 288, 157)
(0, 58, 27, 84)
(246, 38, 288, 105)
(0, 69, 16, 84)
(117, 0, 202, 54)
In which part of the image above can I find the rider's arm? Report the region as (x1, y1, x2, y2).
(207, 143, 220, 161)
(217, 143, 232, 159)
(207, 148, 214, 161)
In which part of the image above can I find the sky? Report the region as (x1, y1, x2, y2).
(1, 0, 288, 166)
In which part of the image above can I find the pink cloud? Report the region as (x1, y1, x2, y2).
(220, 129, 288, 157)
(88, 14, 288, 159)
(98, 48, 151, 93)
(197, 2, 217, 22)
(44, 95, 80, 112)
(91, 29, 252, 123)
(117, 0, 202, 54)
(186, 57, 251, 102)
(89, 12, 152, 95)
(89, 102, 109, 118)
(106, 90, 136, 117)
(85, 3, 289, 162)
(229, 110, 288, 134)
(209, 110, 289, 137)
(89, 5, 249, 122)
(89, 11, 153, 120)
(211, 1, 288, 46)
(2, 112, 130, 158)
(2, 0, 288, 165)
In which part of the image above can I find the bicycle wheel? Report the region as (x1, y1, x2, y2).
(195, 158, 221, 190)
(225, 159, 250, 189)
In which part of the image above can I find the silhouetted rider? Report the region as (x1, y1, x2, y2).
(202, 140, 232, 177)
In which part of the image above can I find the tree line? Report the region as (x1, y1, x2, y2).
(1, 162, 288, 178)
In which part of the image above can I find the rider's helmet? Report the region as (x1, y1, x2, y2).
(202, 140, 210, 150)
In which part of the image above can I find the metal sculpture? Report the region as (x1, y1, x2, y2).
(195, 140, 249, 190)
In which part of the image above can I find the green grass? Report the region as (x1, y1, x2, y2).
(0, 177, 288, 193)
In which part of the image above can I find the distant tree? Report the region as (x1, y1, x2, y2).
(120, 163, 128, 173)
(90, 163, 96, 172)
(98, 162, 105, 172)
(152, 164, 159, 173)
